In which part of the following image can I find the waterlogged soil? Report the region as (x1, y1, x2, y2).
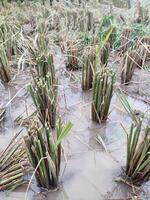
(0, 49, 150, 200)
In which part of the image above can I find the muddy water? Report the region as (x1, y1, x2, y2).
(0, 50, 150, 200)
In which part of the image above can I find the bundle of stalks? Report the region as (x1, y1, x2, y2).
(120, 28, 132, 54)
(29, 33, 55, 78)
(29, 33, 49, 59)
(98, 16, 114, 42)
(29, 71, 57, 129)
(126, 118, 150, 185)
(0, 131, 29, 191)
(36, 53, 55, 80)
(66, 40, 80, 70)
(136, 36, 150, 61)
(112, 0, 130, 9)
(82, 46, 96, 90)
(0, 47, 10, 83)
(109, 26, 116, 48)
(134, 2, 149, 24)
(98, 24, 116, 52)
(66, 9, 93, 32)
(66, 10, 78, 30)
(87, 10, 93, 31)
(91, 67, 115, 123)
(0, 22, 18, 60)
(29, 35, 57, 128)
(0, 107, 5, 123)
(24, 119, 73, 189)
(80, 10, 93, 32)
(100, 42, 110, 66)
(121, 50, 141, 85)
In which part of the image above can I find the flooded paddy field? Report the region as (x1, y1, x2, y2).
(0, 0, 150, 200)
(0, 48, 150, 200)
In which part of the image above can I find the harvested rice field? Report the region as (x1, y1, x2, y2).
(0, 0, 150, 200)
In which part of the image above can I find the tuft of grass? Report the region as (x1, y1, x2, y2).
(91, 67, 115, 123)
(24, 119, 73, 189)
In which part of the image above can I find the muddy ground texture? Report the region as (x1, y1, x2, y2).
(0, 1, 150, 200)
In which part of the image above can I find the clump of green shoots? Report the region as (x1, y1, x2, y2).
(121, 50, 141, 85)
(0, 47, 10, 83)
(82, 46, 96, 90)
(91, 67, 115, 123)
(24, 119, 73, 189)
(125, 117, 150, 185)
(0, 131, 29, 191)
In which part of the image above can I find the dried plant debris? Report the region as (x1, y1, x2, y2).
(24, 119, 73, 190)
